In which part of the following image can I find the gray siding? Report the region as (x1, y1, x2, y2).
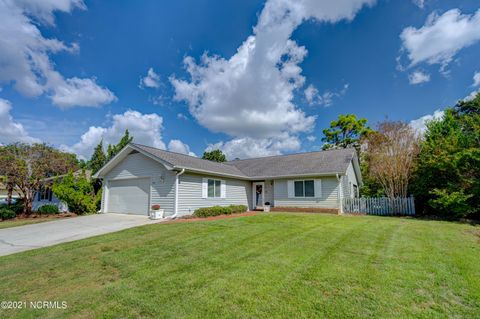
(103, 152, 175, 215)
(177, 173, 251, 216)
(32, 195, 68, 212)
(264, 180, 274, 205)
(273, 176, 340, 209)
(341, 162, 358, 199)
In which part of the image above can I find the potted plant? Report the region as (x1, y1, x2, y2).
(264, 202, 271, 212)
(150, 204, 164, 219)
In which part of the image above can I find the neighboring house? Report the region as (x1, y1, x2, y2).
(93, 143, 362, 217)
(32, 170, 91, 212)
(0, 182, 20, 199)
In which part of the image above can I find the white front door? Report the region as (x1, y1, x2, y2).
(252, 182, 265, 209)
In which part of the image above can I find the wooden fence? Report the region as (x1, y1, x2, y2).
(342, 197, 415, 216)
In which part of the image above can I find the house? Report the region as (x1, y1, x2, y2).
(32, 170, 92, 212)
(0, 182, 20, 199)
(93, 143, 362, 217)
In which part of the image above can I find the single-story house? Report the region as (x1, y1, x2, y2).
(32, 170, 92, 212)
(93, 143, 362, 217)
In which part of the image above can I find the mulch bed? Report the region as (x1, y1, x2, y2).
(9, 212, 77, 221)
(166, 211, 258, 223)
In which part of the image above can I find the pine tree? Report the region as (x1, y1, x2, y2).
(107, 129, 133, 160)
(89, 140, 106, 174)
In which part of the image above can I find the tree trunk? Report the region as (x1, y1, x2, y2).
(6, 182, 13, 206)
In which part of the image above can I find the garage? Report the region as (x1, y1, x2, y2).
(107, 178, 150, 215)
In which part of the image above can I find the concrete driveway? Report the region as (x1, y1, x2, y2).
(0, 213, 161, 257)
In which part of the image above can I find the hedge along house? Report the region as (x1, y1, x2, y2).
(93, 143, 362, 217)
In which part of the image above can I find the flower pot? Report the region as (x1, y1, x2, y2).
(150, 209, 164, 220)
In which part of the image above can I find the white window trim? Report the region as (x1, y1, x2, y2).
(205, 178, 225, 199)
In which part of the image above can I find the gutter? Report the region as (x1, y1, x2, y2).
(172, 168, 186, 219)
(336, 173, 343, 214)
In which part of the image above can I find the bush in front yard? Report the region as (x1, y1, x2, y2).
(229, 205, 248, 214)
(53, 171, 99, 215)
(0, 208, 16, 220)
(9, 200, 24, 214)
(193, 205, 247, 218)
(37, 204, 59, 214)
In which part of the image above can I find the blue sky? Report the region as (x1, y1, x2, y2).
(1, 0, 479, 159)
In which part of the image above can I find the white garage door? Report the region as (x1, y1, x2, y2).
(107, 178, 150, 215)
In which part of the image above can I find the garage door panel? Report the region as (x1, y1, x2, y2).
(108, 178, 150, 215)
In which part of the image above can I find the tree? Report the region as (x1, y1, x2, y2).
(411, 94, 480, 218)
(0, 144, 78, 214)
(89, 140, 107, 174)
(53, 171, 101, 215)
(202, 149, 227, 162)
(322, 114, 373, 150)
(364, 121, 420, 199)
(107, 129, 133, 161)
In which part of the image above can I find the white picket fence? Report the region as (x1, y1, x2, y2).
(342, 197, 415, 216)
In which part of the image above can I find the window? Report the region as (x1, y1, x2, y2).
(294, 180, 315, 197)
(353, 184, 358, 198)
(38, 187, 52, 201)
(207, 179, 221, 198)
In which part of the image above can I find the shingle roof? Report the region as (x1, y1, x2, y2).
(132, 144, 247, 177)
(225, 148, 356, 178)
(133, 143, 356, 179)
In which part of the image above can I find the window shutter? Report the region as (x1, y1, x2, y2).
(202, 178, 208, 198)
(221, 180, 226, 198)
(287, 180, 294, 198)
(315, 179, 322, 198)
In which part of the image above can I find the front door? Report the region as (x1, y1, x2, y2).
(253, 182, 264, 209)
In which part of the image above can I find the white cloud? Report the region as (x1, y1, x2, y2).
(0, 98, 40, 144)
(49, 76, 117, 108)
(412, 0, 425, 9)
(473, 71, 480, 87)
(0, 0, 115, 107)
(167, 140, 196, 157)
(400, 9, 480, 70)
(62, 110, 167, 159)
(171, 0, 374, 157)
(177, 113, 189, 120)
(304, 83, 349, 106)
(62, 110, 194, 160)
(409, 109, 444, 134)
(140, 68, 161, 89)
(464, 90, 479, 101)
(408, 70, 430, 85)
(206, 133, 301, 160)
(306, 135, 316, 142)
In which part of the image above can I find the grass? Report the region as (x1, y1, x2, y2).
(0, 218, 54, 229)
(0, 213, 479, 318)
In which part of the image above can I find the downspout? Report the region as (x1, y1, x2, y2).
(336, 173, 343, 214)
(172, 168, 186, 219)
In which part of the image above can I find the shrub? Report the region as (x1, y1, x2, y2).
(193, 205, 247, 218)
(37, 204, 59, 215)
(53, 171, 98, 215)
(9, 199, 24, 214)
(0, 208, 16, 220)
(229, 205, 248, 214)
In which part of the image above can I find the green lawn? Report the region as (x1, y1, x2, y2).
(0, 213, 479, 318)
(0, 218, 54, 229)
